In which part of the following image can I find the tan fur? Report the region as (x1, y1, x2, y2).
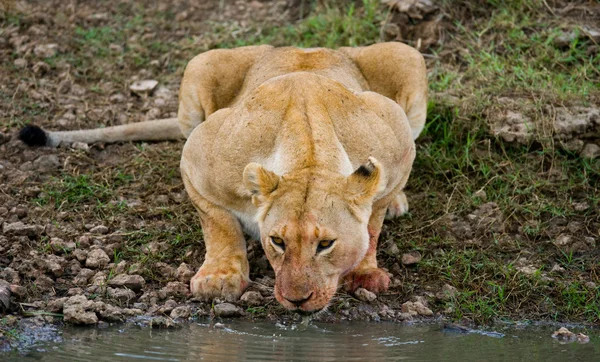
(179, 43, 427, 312)
(28, 43, 427, 312)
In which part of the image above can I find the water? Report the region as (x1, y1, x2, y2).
(5, 320, 599, 361)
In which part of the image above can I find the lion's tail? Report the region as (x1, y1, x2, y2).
(18, 118, 184, 147)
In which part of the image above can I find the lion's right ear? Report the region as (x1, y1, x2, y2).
(345, 157, 385, 205)
(243, 163, 280, 204)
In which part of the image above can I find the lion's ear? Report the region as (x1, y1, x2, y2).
(346, 157, 385, 205)
(243, 163, 280, 202)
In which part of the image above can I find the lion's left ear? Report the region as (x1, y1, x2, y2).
(346, 157, 385, 205)
(243, 163, 280, 204)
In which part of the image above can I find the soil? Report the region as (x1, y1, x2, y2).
(0, 0, 599, 352)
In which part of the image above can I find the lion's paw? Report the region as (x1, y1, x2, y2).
(343, 267, 390, 294)
(385, 191, 409, 219)
(190, 263, 249, 302)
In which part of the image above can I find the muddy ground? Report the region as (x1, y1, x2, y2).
(1, 0, 599, 352)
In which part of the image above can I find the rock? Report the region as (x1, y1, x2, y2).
(34, 43, 58, 58)
(550, 264, 565, 273)
(49, 237, 76, 253)
(401, 251, 422, 265)
(63, 295, 98, 325)
(151, 316, 179, 329)
(401, 301, 433, 316)
(573, 202, 589, 212)
(109, 93, 126, 103)
(157, 299, 178, 314)
(385, 241, 400, 256)
(158, 282, 189, 299)
(213, 303, 243, 318)
(491, 110, 533, 143)
(355, 287, 377, 302)
(436, 284, 458, 300)
(44, 255, 66, 277)
(170, 305, 191, 319)
(14, 58, 27, 68)
(45, 297, 68, 313)
(71, 142, 89, 151)
(130, 80, 158, 94)
(11, 205, 28, 218)
(96, 303, 124, 322)
(552, 327, 590, 344)
(107, 287, 136, 303)
(554, 234, 572, 247)
(90, 271, 107, 286)
(113, 260, 128, 274)
(34, 275, 54, 291)
(581, 143, 600, 159)
(32, 61, 49, 75)
(89, 225, 109, 234)
(553, 107, 599, 137)
(240, 291, 264, 306)
(68, 287, 84, 296)
(473, 189, 487, 201)
(9, 285, 26, 298)
(155, 262, 175, 277)
(33, 155, 60, 172)
(516, 265, 538, 276)
(3, 221, 44, 237)
(108, 274, 145, 292)
(85, 248, 110, 269)
(554, 31, 578, 47)
(72, 249, 88, 262)
(175, 263, 195, 283)
(155, 194, 169, 205)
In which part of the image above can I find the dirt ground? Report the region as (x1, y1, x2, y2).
(1, 0, 599, 351)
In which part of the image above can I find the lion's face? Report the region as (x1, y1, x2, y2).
(243, 158, 383, 312)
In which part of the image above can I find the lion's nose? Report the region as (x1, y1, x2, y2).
(283, 292, 313, 307)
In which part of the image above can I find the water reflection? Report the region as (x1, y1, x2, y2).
(7, 320, 599, 362)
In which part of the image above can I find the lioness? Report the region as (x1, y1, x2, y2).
(19, 43, 427, 313)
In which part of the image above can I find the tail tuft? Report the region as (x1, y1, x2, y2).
(19, 125, 48, 146)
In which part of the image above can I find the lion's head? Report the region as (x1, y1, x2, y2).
(243, 157, 384, 312)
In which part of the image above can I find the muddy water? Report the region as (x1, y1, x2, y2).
(6, 320, 599, 361)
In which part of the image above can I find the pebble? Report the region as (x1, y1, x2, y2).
(49, 237, 76, 253)
(240, 291, 264, 306)
(436, 284, 458, 300)
(14, 58, 28, 68)
(581, 143, 600, 159)
(89, 225, 109, 234)
(33, 43, 58, 58)
(85, 248, 110, 269)
(213, 303, 243, 318)
(3, 221, 44, 237)
(63, 295, 98, 325)
(108, 274, 145, 292)
(130, 80, 158, 94)
(175, 263, 195, 283)
(170, 305, 192, 319)
(33, 155, 60, 172)
(355, 288, 377, 302)
(401, 301, 433, 316)
(401, 251, 422, 265)
(552, 327, 590, 344)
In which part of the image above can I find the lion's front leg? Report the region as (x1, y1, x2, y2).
(183, 174, 249, 302)
(342, 199, 391, 294)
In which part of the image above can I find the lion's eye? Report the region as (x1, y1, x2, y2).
(270, 236, 285, 251)
(317, 239, 335, 253)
